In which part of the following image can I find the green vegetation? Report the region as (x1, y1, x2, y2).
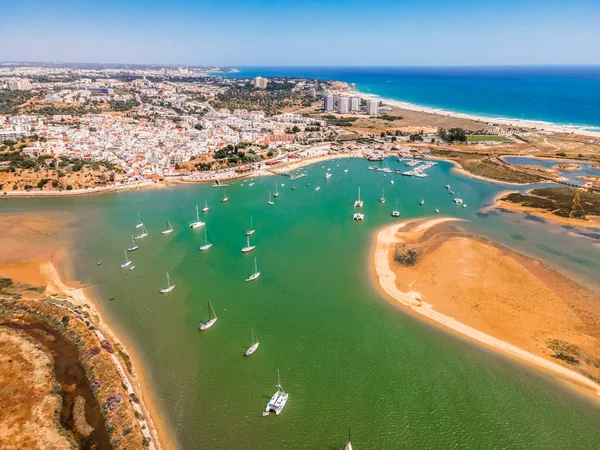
(109, 99, 139, 111)
(377, 114, 403, 121)
(0, 91, 34, 114)
(210, 82, 308, 115)
(439, 128, 467, 143)
(322, 115, 359, 127)
(501, 187, 600, 220)
(393, 245, 418, 266)
(25, 105, 102, 116)
(547, 339, 581, 365)
(466, 135, 513, 143)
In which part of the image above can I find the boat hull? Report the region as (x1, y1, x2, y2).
(199, 318, 217, 331)
(190, 221, 205, 229)
(160, 285, 175, 294)
(245, 272, 260, 282)
(245, 342, 260, 356)
(199, 244, 212, 251)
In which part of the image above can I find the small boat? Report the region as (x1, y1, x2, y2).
(135, 213, 144, 229)
(446, 184, 450, 190)
(420, 199, 425, 205)
(435, 207, 440, 213)
(190, 205, 205, 229)
(454, 194, 463, 204)
(202, 199, 209, 212)
(160, 272, 175, 293)
(222, 191, 229, 202)
(245, 217, 255, 236)
(449, 190, 455, 195)
(267, 191, 274, 205)
(212, 180, 228, 188)
(380, 188, 385, 203)
(120, 250, 132, 268)
(127, 236, 139, 252)
(354, 187, 363, 208)
(264, 369, 288, 416)
(390, 179, 394, 185)
(463, 204, 467, 208)
(273, 185, 279, 197)
(162, 219, 174, 235)
(245, 257, 260, 282)
(97, 261, 102, 266)
(291, 186, 296, 190)
(245, 329, 260, 356)
(249, 182, 255, 187)
(199, 300, 217, 331)
(344, 428, 353, 450)
(199, 229, 212, 251)
(315, 183, 320, 191)
(392, 199, 400, 217)
(135, 224, 149, 240)
(129, 265, 135, 271)
(353, 213, 364, 221)
(241, 236, 255, 253)
(324, 172, 332, 179)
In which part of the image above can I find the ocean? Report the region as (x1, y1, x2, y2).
(222, 66, 600, 133)
(4, 158, 600, 448)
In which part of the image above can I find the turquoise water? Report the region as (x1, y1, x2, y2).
(223, 66, 600, 133)
(3, 158, 600, 449)
(504, 156, 600, 185)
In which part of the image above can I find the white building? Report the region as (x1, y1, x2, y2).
(323, 94, 335, 111)
(366, 99, 379, 115)
(253, 77, 268, 89)
(308, 88, 316, 98)
(337, 97, 349, 114)
(349, 97, 360, 112)
(6, 79, 31, 91)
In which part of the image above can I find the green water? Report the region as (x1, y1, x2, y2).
(3, 158, 600, 449)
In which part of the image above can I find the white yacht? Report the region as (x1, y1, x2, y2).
(315, 183, 320, 191)
(324, 172, 332, 179)
(267, 191, 274, 205)
(241, 236, 255, 253)
(190, 205, 205, 229)
(435, 207, 440, 213)
(202, 199, 209, 212)
(245, 329, 260, 356)
(420, 199, 425, 205)
(120, 250, 132, 268)
(344, 169, 349, 173)
(353, 213, 364, 221)
(162, 219, 174, 235)
(199, 300, 217, 331)
(454, 194, 463, 204)
(462, 204, 467, 208)
(245, 218, 255, 236)
(354, 187, 363, 208)
(273, 185, 279, 197)
(380, 188, 385, 203)
(160, 272, 175, 293)
(199, 229, 212, 251)
(135, 213, 144, 229)
(135, 224, 149, 240)
(390, 179, 394, 185)
(392, 199, 400, 217)
(264, 370, 288, 416)
(222, 191, 229, 202)
(248, 182, 255, 187)
(245, 257, 260, 282)
(127, 236, 139, 252)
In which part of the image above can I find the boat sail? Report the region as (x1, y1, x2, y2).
(127, 236, 139, 251)
(120, 250, 132, 268)
(241, 236, 256, 253)
(245, 329, 260, 356)
(245, 217, 255, 236)
(135, 224, 148, 240)
(264, 369, 288, 416)
(162, 219, 174, 235)
(160, 272, 175, 293)
(199, 300, 217, 330)
(189, 205, 205, 229)
(245, 257, 260, 282)
(354, 187, 363, 208)
(199, 228, 212, 251)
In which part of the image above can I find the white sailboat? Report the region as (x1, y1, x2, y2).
(419, 199, 425, 205)
(392, 199, 400, 217)
(162, 219, 174, 235)
(120, 250, 132, 268)
(273, 185, 279, 197)
(344, 428, 353, 450)
(324, 172, 332, 179)
(245, 257, 260, 282)
(127, 236, 139, 252)
(135, 223, 149, 239)
(135, 213, 144, 229)
(454, 193, 463, 204)
(202, 199, 209, 212)
(267, 191, 274, 205)
(264, 369, 288, 416)
(245, 217, 255, 236)
(380, 188, 385, 203)
(435, 207, 440, 213)
(241, 236, 255, 253)
(315, 182, 320, 191)
(199, 300, 217, 331)
(189, 205, 205, 229)
(354, 187, 363, 208)
(160, 272, 175, 293)
(245, 329, 260, 356)
(222, 191, 229, 202)
(199, 228, 212, 251)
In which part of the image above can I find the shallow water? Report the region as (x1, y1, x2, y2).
(3, 157, 600, 449)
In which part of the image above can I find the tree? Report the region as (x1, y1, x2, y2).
(66, 184, 73, 190)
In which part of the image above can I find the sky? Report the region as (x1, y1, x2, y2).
(3, 0, 600, 66)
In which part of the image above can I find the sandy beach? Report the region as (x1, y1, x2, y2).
(373, 218, 600, 397)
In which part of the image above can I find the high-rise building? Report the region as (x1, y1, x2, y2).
(366, 99, 379, 115)
(349, 97, 360, 112)
(308, 88, 316, 98)
(7, 79, 31, 91)
(337, 97, 349, 114)
(253, 77, 269, 89)
(323, 94, 335, 111)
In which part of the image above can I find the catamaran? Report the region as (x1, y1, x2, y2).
(264, 369, 288, 416)
(245, 257, 260, 282)
(245, 218, 255, 236)
(160, 272, 175, 293)
(127, 236, 139, 252)
(189, 205, 205, 229)
(199, 300, 217, 331)
(242, 236, 256, 253)
(202, 199, 209, 212)
(120, 250, 132, 268)
(135, 224, 149, 240)
(324, 172, 332, 179)
(245, 329, 260, 356)
(354, 187, 363, 208)
(267, 192, 274, 205)
(273, 185, 279, 197)
(380, 188, 385, 203)
(135, 213, 144, 228)
(162, 219, 174, 235)
(199, 228, 212, 251)
(454, 193, 463, 204)
(392, 199, 400, 217)
(222, 191, 229, 202)
(344, 428, 353, 450)
(353, 213, 364, 221)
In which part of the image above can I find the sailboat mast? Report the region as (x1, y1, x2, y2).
(276, 368, 282, 391)
(166, 272, 170, 287)
(196, 205, 199, 221)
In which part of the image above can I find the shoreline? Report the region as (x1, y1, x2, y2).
(372, 218, 600, 398)
(355, 90, 600, 138)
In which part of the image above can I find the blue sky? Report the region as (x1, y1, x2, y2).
(3, 0, 600, 66)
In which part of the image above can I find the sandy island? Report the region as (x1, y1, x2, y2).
(373, 217, 600, 397)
